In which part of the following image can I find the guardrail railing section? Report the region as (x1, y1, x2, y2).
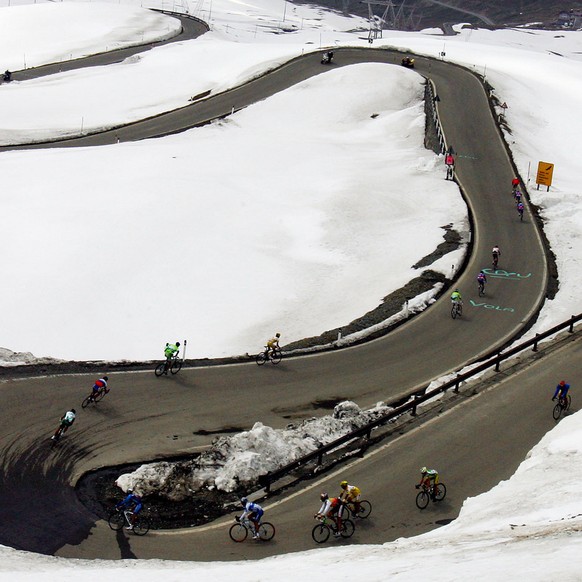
(258, 313, 582, 493)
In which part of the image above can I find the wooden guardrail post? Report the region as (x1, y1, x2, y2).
(259, 472, 272, 494)
(532, 333, 539, 352)
(569, 316, 575, 333)
(495, 351, 502, 372)
(454, 374, 461, 393)
(411, 396, 419, 417)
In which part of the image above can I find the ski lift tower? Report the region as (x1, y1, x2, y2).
(362, 1, 408, 40)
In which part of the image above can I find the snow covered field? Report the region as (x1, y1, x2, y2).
(1, 0, 582, 578)
(1, 2, 581, 364)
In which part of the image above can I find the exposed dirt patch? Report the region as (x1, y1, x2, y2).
(76, 459, 243, 530)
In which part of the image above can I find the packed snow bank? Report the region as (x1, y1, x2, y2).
(116, 400, 393, 498)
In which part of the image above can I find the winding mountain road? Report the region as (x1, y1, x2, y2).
(0, 12, 555, 561)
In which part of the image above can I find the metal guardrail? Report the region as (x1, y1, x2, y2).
(427, 79, 447, 154)
(155, 9, 210, 31)
(258, 313, 582, 492)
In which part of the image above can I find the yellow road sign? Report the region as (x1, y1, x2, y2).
(536, 161, 554, 187)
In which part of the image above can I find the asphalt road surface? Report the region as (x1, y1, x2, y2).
(0, 16, 561, 561)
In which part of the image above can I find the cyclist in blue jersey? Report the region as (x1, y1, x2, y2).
(116, 489, 143, 530)
(517, 201, 524, 220)
(239, 497, 264, 539)
(552, 380, 571, 402)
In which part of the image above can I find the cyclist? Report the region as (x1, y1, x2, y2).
(51, 409, 76, 440)
(492, 245, 501, 267)
(514, 189, 522, 203)
(339, 480, 361, 515)
(163, 341, 180, 372)
(116, 489, 143, 530)
(450, 288, 463, 315)
(444, 152, 455, 180)
(477, 271, 487, 293)
(517, 201, 524, 219)
(90, 376, 109, 401)
(265, 333, 281, 356)
(416, 467, 439, 499)
(315, 492, 344, 536)
(552, 380, 571, 404)
(239, 497, 264, 539)
(511, 177, 520, 191)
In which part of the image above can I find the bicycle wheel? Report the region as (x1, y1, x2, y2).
(108, 511, 125, 531)
(170, 358, 182, 375)
(312, 523, 330, 544)
(81, 394, 93, 409)
(478, 284, 485, 297)
(433, 483, 447, 502)
(356, 500, 372, 519)
(256, 352, 268, 366)
(451, 304, 458, 319)
(133, 517, 150, 536)
(154, 362, 167, 377)
(416, 491, 430, 510)
(229, 523, 248, 542)
(258, 522, 275, 541)
(340, 519, 355, 538)
(270, 350, 282, 364)
(94, 388, 106, 402)
(553, 402, 563, 420)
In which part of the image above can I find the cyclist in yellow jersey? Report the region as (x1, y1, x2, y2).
(339, 480, 361, 514)
(417, 467, 439, 499)
(266, 333, 281, 355)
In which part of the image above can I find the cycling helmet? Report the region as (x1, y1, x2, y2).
(275, 333, 280, 338)
(240, 497, 248, 506)
(176, 341, 181, 347)
(421, 467, 427, 474)
(320, 492, 328, 501)
(560, 380, 566, 386)
(127, 488, 133, 493)
(103, 376, 108, 381)
(340, 480, 348, 488)
(71, 409, 76, 414)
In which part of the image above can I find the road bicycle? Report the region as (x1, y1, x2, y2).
(451, 301, 462, 319)
(155, 353, 183, 377)
(108, 509, 150, 536)
(492, 254, 499, 269)
(81, 385, 109, 408)
(478, 280, 485, 297)
(344, 499, 372, 519)
(311, 515, 355, 543)
(415, 481, 447, 509)
(51, 424, 72, 445)
(229, 516, 275, 542)
(255, 347, 282, 366)
(552, 394, 572, 420)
